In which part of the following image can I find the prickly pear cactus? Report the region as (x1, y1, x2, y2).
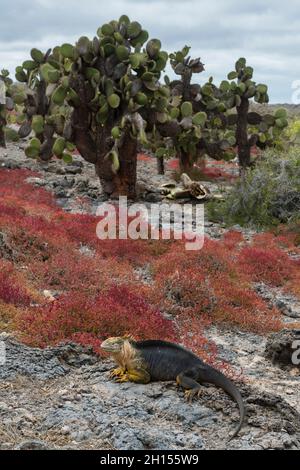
(0, 69, 16, 147)
(13, 21, 285, 192)
(13, 16, 182, 196)
(10, 47, 76, 162)
(157, 47, 234, 172)
(220, 58, 288, 167)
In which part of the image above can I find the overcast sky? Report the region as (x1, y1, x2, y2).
(0, 0, 299, 103)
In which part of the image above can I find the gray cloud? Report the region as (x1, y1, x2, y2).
(0, 0, 299, 102)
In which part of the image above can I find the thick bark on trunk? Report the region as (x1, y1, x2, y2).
(0, 126, 5, 148)
(72, 112, 137, 198)
(179, 150, 193, 174)
(36, 80, 47, 116)
(157, 156, 165, 175)
(96, 131, 137, 199)
(198, 139, 224, 161)
(69, 74, 138, 198)
(236, 97, 251, 169)
(73, 128, 98, 165)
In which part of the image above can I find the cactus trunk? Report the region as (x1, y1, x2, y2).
(69, 74, 138, 198)
(74, 120, 138, 198)
(96, 130, 137, 199)
(236, 96, 251, 168)
(0, 107, 6, 147)
(157, 155, 165, 174)
(0, 125, 5, 148)
(179, 150, 193, 173)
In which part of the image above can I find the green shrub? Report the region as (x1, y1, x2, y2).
(207, 148, 300, 228)
(285, 118, 300, 145)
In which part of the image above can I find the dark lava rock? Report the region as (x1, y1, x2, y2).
(49, 342, 99, 367)
(144, 191, 163, 203)
(0, 336, 99, 380)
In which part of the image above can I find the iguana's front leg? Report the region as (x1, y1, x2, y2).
(115, 367, 151, 384)
(109, 366, 126, 379)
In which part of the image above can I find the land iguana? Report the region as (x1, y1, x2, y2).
(101, 337, 245, 440)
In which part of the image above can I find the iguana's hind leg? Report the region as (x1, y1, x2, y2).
(176, 367, 204, 402)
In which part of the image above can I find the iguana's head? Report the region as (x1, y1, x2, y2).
(101, 336, 129, 353)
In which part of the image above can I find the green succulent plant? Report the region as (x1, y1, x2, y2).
(157, 47, 235, 173)
(13, 17, 179, 197)
(220, 58, 288, 168)
(12, 22, 287, 194)
(0, 69, 15, 147)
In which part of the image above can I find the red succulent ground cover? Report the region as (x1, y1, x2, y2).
(18, 286, 176, 354)
(0, 259, 34, 307)
(166, 148, 259, 181)
(166, 157, 238, 181)
(137, 153, 153, 163)
(149, 237, 282, 334)
(1, 168, 299, 366)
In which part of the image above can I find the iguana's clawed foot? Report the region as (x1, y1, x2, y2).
(109, 367, 126, 379)
(184, 388, 201, 402)
(115, 374, 130, 383)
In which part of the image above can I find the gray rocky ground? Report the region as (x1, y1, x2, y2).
(0, 142, 299, 450)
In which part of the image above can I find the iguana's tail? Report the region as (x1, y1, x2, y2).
(199, 365, 245, 440)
